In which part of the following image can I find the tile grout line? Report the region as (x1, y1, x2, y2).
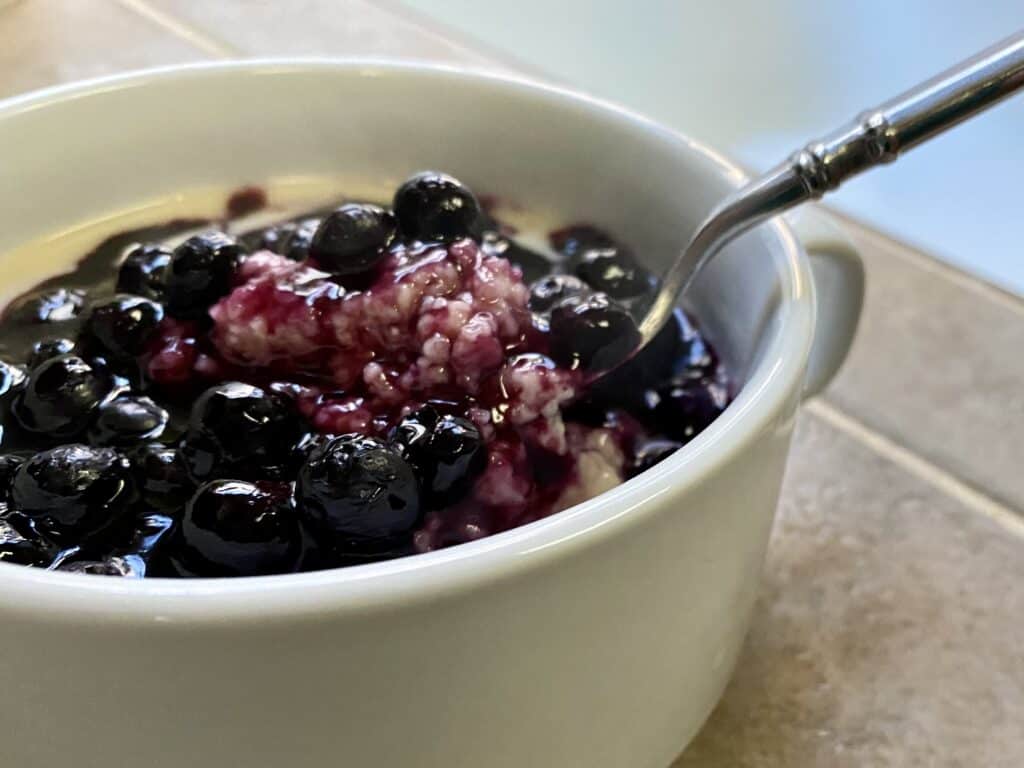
(114, 0, 240, 59)
(806, 398, 1024, 539)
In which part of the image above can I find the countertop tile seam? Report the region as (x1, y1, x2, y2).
(115, 0, 239, 59)
(806, 398, 1024, 538)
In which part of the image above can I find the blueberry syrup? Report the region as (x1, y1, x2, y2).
(0, 173, 730, 577)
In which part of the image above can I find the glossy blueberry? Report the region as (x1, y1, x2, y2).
(80, 295, 164, 361)
(669, 311, 717, 381)
(14, 355, 113, 438)
(0, 454, 26, 498)
(179, 382, 305, 482)
(291, 431, 331, 472)
(296, 435, 421, 550)
(571, 247, 654, 300)
(4, 287, 86, 326)
(650, 378, 727, 444)
(88, 396, 169, 447)
(27, 337, 76, 370)
(629, 439, 683, 478)
(60, 512, 177, 577)
(11, 444, 136, 545)
(126, 511, 177, 557)
(310, 204, 396, 276)
(266, 217, 320, 261)
(165, 232, 245, 320)
(548, 293, 641, 372)
(390, 406, 485, 507)
(0, 358, 27, 405)
(130, 443, 194, 510)
(549, 224, 615, 260)
(482, 233, 552, 284)
(0, 360, 28, 448)
(0, 514, 52, 566)
(58, 555, 144, 577)
(583, 308, 685, 411)
(528, 274, 589, 312)
(116, 244, 172, 301)
(393, 171, 483, 242)
(170, 480, 302, 577)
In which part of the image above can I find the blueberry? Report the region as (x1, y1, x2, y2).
(14, 355, 113, 438)
(509, 244, 553, 283)
(583, 308, 684, 411)
(58, 556, 143, 577)
(650, 378, 727, 443)
(0, 358, 27, 407)
(548, 293, 641, 372)
(0, 454, 26, 498)
(4, 288, 86, 326)
(528, 274, 589, 313)
(549, 224, 615, 260)
(571, 247, 654, 300)
(242, 225, 279, 254)
(0, 358, 26, 391)
(0, 514, 52, 566)
(273, 218, 320, 261)
(179, 382, 305, 482)
(126, 511, 177, 557)
(130, 443, 194, 509)
(310, 204, 395, 276)
(89, 396, 169, 447)
(247, 223, 290, 254)
(482, 233, 552, 284)
(170, 480, 302, 577)
(291, 431, 331, 472)
(116, 244, 172, 301)
(393, 171, 483, 242)
(669, 311, 717, 381)
(60, 512, 176, 577)
(296, 435, 421, 551)
(80, 295, 164, 361)
(11, 444, 136, 545)
(0, 361, 28, 447)
(390, 407, 485, 508)
(245, 218, 321, 262)
(27, 337, 76, 369)
(629, 439, 683, 477)
(165, 232, 245, 320)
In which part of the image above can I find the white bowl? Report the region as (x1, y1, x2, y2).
(0, 61, 863, 768)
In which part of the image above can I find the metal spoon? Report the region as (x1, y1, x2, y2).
(623, 30, 1024, 368)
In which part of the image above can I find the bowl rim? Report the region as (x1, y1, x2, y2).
(0, 59, 814, 622)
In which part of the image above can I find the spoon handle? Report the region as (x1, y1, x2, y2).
(793, 29, 1024, 194)
(644, 30, 1024, 340)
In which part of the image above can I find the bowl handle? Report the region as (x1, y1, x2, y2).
(787, 206, 865, 398)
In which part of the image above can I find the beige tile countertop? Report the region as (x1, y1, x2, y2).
(2, 1, 1022, 765)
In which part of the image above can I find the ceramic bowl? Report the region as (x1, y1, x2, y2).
(0, 61, 863, 768)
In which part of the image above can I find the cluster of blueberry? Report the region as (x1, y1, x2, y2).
(0, 174, 501, 576)
(0, 171, 729, 578)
